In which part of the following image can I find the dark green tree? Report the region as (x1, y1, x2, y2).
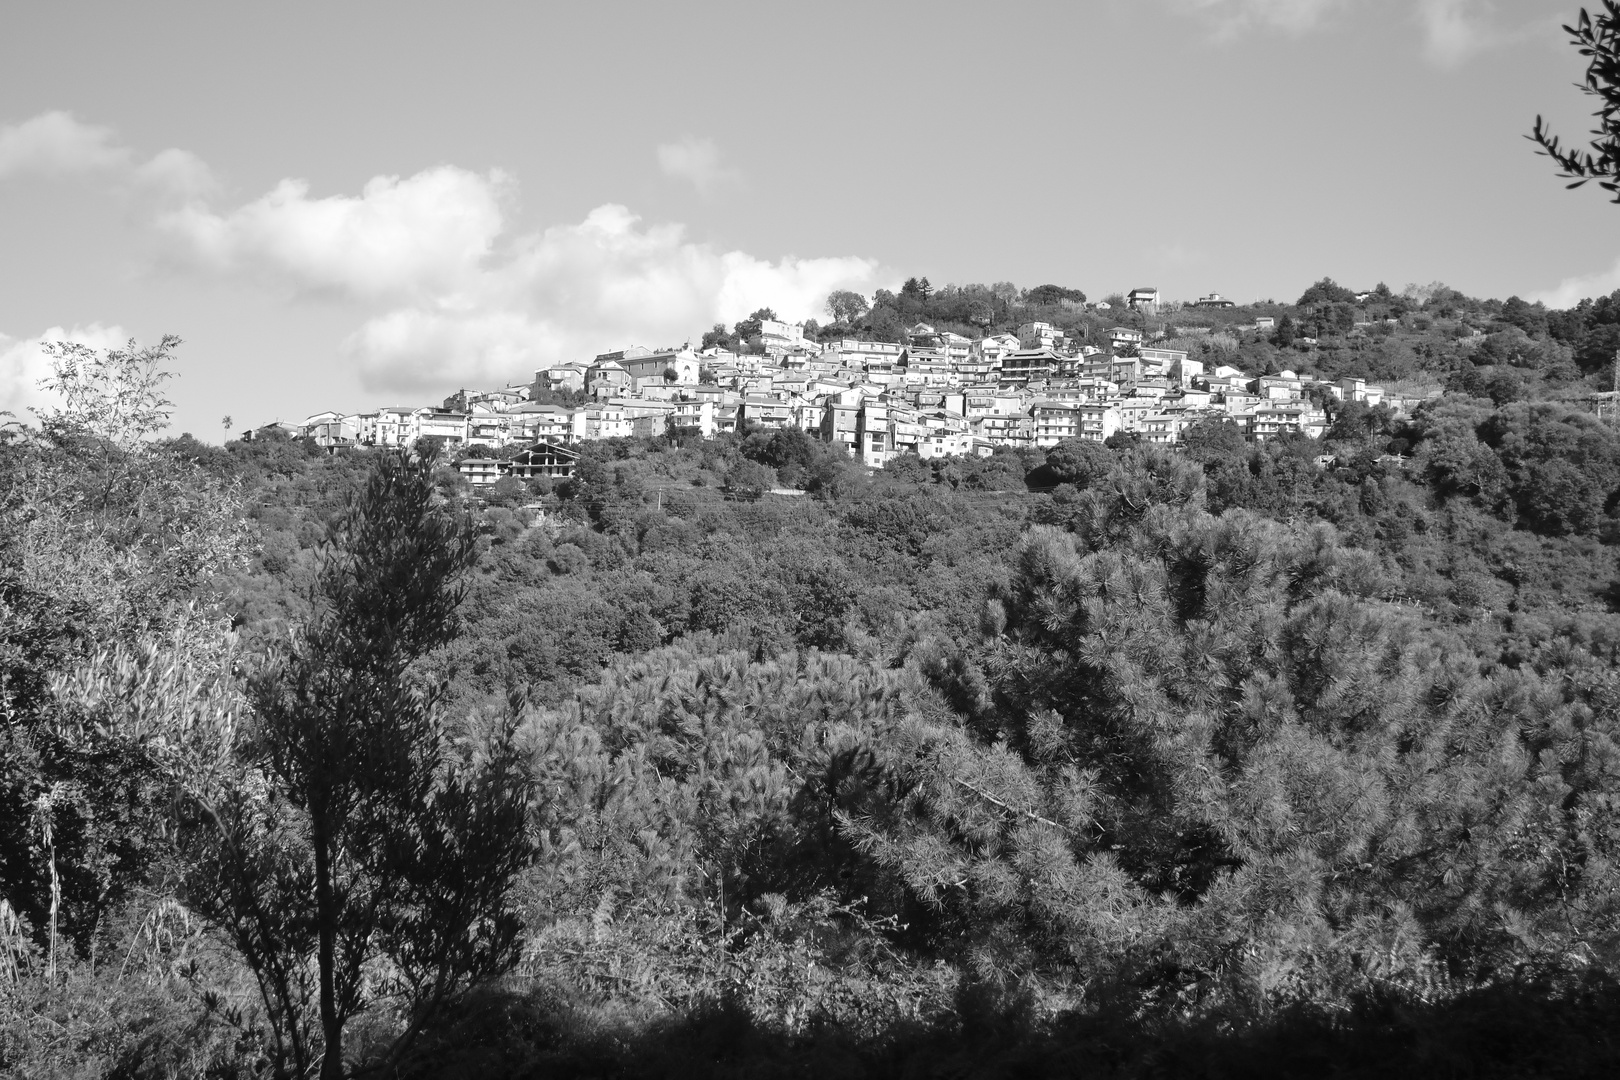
(1040, 438, 1114, 488)
(1025, 284, 1087, 306)
(189, 449, 534, 1079)
(1298, 277, 1357, 305)
(825, 289, 870, 325)
(1273, 313, 1298, 347)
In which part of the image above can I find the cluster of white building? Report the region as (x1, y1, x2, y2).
(269, 312, 1387, 485)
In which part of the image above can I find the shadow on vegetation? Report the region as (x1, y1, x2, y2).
(397, 973, 1620, 1080)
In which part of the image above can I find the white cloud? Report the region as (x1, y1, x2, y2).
(159, 166, 509, 300)
(0, 111, 130, 177)
(158, 169, 887, 394)
(17, 112, 889, 397)
(1415, 0, 1498, 66)
(1528, 258, 1620, 310)
(153, 159, 890, 394)
(134, 148, 219, 202)
(0, 109, 215, 201)
(1178, 0, 1343, 34)
(657, 136, 741, 195)
(1174, 0, 1536, 64)
(335, 202, 887, 394)
(0, 323, 131, 420)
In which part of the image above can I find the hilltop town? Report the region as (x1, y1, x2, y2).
(259, 280, 1515, 487)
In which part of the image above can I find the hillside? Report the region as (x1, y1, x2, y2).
(6, 282, 1620, 1076)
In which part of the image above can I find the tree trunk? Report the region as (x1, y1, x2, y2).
(314, 810, 344, 1080)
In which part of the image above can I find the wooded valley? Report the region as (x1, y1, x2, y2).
(7, 289, 1620, 1076)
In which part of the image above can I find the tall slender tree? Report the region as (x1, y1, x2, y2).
(189, 448, 534, 1080)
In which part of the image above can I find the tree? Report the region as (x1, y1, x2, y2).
(1039, 438, 1114, 488)
(1498, 295, 1549, 336)
(1025, 284, 1087, 306)
(1531, 4, 1620, 200)
(900, 276, 933, 301)
(1298, 277, 1357, 305)
(1273, 313, 1298, 347)
(700, 323, 733, 351)
(825, 290, 870, 325)
(725, 459, 777, 498)
(1, 337, 249, 964)
(189, 449, 534, 1079)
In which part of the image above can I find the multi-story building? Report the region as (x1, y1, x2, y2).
(1138, 347, 1189, 370)
(759, 319, 808, 356)
(454, 457, 503, 486)
(822, 400, 862, 456)
(415, 409, 468, 448)
(305, 414, 359, 450)
(1335, 377, 1386, 406)
(584, 405, 631, 440)
(824, 339, 904, 371)
(738, 395, 796, 429)
(670, 398, 717, 438)
(1076, 402, 1121, 442)
(467, 407, 507, 445)
(1108, 326, 1145, 352)
(1247, 404, 1324, 442)
(1127, 287, 1160, 313)
(535, 363, 588, 394)
(1001, 349, 1059, 383)
(586, 360, 632, 398)
(371, 407, 416, 447)
(1141, 413, 1190, 446)
(976, 412, 1036, 448)
(507, 440, 581, 479)
(1018, 321, 1061, 350)
(1032, 401, 1085, 447)
(620, 347, 699, 388)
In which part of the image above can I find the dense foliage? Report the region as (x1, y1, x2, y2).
(8, 282, 1620, 1075)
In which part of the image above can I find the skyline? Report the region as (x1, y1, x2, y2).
(1, 0, 1616, 438)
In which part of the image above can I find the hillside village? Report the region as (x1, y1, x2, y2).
(267, 285, 1416, 486)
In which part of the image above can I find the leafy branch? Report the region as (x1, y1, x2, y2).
(1531, 3, 1620, 200)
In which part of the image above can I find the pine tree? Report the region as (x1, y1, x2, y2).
(188, 449, 534, 1080)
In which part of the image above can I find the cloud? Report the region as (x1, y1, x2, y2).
(657, 136, 741, 195)
(1173, 0, 1536, 64)
(1415, 0, 1498, 66)
(134, 148, 219, 202)
(335, 202, 887, 393)
(0, 109, 216, 202)
(0, 323, 131, 419)
(157, 167, 886, 394)
(158, 166, 509, 300)
(1177, 0, 1343, 34)
(1528, 258, 1620, 310)
(0, 111, 131, 178)
(18, 111, 888, 397)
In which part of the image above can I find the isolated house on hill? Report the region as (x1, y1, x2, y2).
(507, 440, 581, 479)
(453, 457, 503, 487)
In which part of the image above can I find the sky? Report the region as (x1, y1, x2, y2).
(0, 0, 1616, 438)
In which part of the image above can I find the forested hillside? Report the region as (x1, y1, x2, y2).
(8, 279, 1620, 1077)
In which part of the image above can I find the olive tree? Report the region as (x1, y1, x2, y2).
(1532, 3, 1620, 199)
